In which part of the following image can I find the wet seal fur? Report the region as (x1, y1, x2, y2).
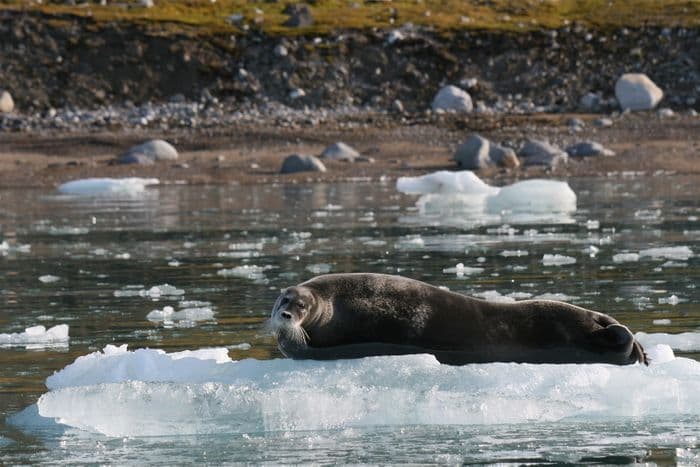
(269, 273, 648, 365)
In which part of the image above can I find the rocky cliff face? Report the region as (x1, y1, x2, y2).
(1, 10, 699, 113)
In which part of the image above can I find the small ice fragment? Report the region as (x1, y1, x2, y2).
(217, 265, 270, 282)
(442, 263, 484, 276)
(499, 250, 528, 257)
(658, 295, 680, 305)
(486, 179, 577, 214)
(586, 219, 600, 230)
(229, 343, 252, 351)
(306, 263, 332, 274)
(612, 252, 640, 263)
(541, 254, 576, 266)
(639, 246, 693, 261)
(534, 293, 579, 302)
(39, 275, 60, 283)
(57, 178, 159, 196)
(584, 245, 600, 257)
(0, 324, 69, 347)
(396, 170, 499, 195)
(473, 290, 516, 302)
(653, 319, 672, 325)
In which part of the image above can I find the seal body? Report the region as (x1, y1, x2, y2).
(269, 273, 647, 365)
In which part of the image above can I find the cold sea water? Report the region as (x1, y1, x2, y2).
(1, 173, 699, 465)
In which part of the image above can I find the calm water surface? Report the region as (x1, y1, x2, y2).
(1, 174, 699, 464)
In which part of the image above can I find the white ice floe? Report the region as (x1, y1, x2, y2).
(38, 275, 60, 283)
(216, 265, 271, 283)
(658, 295, 681, 305)
(636, 332, 700, 352)
(57, 178, 159, 196)
(146, 306, 215, 324)
(397, 171, 576, 224)
(613, 252, 640, 263)
(17, 342, 700, 437)
(442, 263, 484, 276)
(639, 246, 693, 261)
(113, 284, 185, 298)
(0, 324, 69, 348)
(541, 254, 577, 266)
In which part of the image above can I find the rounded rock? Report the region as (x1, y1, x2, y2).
(320, 142, 360, 162)
(454, 134, 491, 169)
(518, 140, 568, 167)
(565, 141, 615, 158)
(280, 154, 327, 174)
(0, 90, 14, 113)
(489, 144, 520, 168)
(614, 73, 664, 111)
(431, 85, 473, 113)
(116, 139, 179, 165)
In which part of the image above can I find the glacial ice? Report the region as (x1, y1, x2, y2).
(396, 171, 576, 223)
(0, 324, 69, 348)
(639, 246, 694, 261)
(146, 306, 215, 324)
(14, 341, 700, 438)
(636, 332, 700, 352)
(541, 254, 577, 266)
(57, 178, 159, 196)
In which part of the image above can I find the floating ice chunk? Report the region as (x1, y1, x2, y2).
(658, 295, 681, 305)
(639, 246, 693, 261)
(38, 275, 60, 283)
(486, 180, 577, 214)
(473, 290, 516, 302)
(499, 250, 528, 257)
(541, 254, 576, 266)
(27, 345, 700, 437)
(636, 332, 700, 352)
(396, 171, 499, 195)
(217, 265, 270, 282)
(229, 343, 252, 351)
(45, 344, 231, 390)
(306, 263, 332, 274)
(57, 178, 159, 196)
(146, 306, 215, 323)
(442, 263, 484, 276)
(534, 293, 580, 302)
(653, 319, 672, 326)
(0, 324, 69, 348)
(141, 284, 185, 298)
(613, 252, 640, 263)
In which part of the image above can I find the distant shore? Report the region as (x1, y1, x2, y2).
(1, 112, 698, 189)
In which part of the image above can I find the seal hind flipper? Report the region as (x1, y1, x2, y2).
(590, 324, 647, 365)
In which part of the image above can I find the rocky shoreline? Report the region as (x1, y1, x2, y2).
(1, 10, 699, 189)
(1, 10, 699, 120)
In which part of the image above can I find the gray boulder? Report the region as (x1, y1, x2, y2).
(454, 134, 491, 169)
(431, 85, 473, 113)
(320, 142, 359, 162)
(566, 141, 615, 158)
(518, 140, 568, 167)
(280, 154, 327, 174)
(489, 143, 520, 168)
(115, 139, 179, 165)
(0, 90, 14, 113)
(614, 73, 663, 111)
(284, 4, 314, 28)
(579, 92, 602, 111)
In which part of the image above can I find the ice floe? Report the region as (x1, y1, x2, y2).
(541, 254, 577, 266)
(13, 342, 700, 438)
(396, 171, 576, 225)
(113, 284, 185, 298)
(639, 246, 693, 261)
(57, 178, 159, 196)
(146, 305, 215, 326)
(442, 263, 484, 276)
(636, 332, 700, 352)
(0, 324, 69, 348)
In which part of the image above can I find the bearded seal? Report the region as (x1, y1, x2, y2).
(268, 273, 647, 365)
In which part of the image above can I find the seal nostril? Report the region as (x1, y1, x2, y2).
(281, 311, 292, 320)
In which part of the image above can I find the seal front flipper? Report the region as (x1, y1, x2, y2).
(590, 324, 647, 365)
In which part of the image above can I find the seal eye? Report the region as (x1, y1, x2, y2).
(297, 302, 306, 310)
